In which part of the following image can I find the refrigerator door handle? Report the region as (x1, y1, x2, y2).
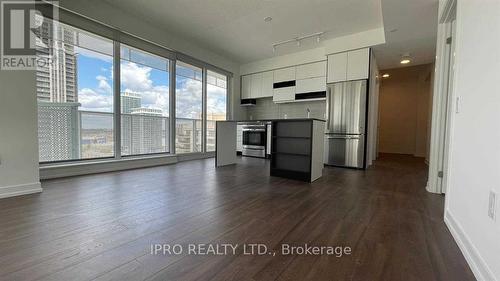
(326, 86, 331, 131)
(326, 136, 351, 139)
(325, 134, 363, 140)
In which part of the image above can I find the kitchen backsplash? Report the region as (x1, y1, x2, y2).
(246, 98, 326, 120)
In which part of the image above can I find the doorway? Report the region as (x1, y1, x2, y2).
(427, 0, 457, 194)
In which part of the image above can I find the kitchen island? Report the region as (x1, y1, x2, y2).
(216, 118, 325, 182)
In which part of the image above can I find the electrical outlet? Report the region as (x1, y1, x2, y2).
(488, 190, 497, 221)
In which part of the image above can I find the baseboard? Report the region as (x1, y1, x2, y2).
(40, 155, 179, 180)
(444, 210, 497, 281)
(426, 182, 438, 194)
(40, 153, 216, 180)
(0, 182, 42, 199)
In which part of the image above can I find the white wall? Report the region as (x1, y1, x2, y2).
(0, 70, 42, 198)
(442, 0, 500, 280)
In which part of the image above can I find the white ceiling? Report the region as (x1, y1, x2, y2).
(101, 0, 384, 64)
(373, 0, 439, 70)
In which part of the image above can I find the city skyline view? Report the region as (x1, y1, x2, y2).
(76, 45, 228, 119)
(36, 18, 227, 162)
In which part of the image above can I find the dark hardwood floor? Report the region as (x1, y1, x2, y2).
(0, 154, 474, 281)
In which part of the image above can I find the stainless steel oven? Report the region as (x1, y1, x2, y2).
(242, 124, 266, 158)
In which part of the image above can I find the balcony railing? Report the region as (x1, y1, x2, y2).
(38, 105, 212, 162)
(175, 118, 202, 154)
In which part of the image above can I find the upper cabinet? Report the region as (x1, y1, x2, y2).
(241, 71, 273, 100)
(241, 60, 329, 104)
(250, 72, 263, 99)
(273, 67, 296, 83)
(347, 48, 370, 81)
(241, 75, 252, 99)
(327, 48, 370, 83)
(327, 52, 347, 83)
(272, 67, 296, 103)
(260, 71, 274, 98)
(296, 61, 326, 80)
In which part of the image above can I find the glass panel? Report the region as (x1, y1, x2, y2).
(36, 18, 115, 162)
(206, 70, 227, 152)
(176, 62, 202, 153)
(120, 44, 170, 156)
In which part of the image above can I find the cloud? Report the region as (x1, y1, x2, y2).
(77, 60, 228, 119)
(119, 62, 170, 115)
(120, 62, 153, 92)
(207, 84, 227, 116)
(78, 88, 113, 112)
(176, 79, 202, 119)
(96, 75, 112, 94)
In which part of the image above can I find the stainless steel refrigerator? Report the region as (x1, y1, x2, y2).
(324, 80, 367, 168)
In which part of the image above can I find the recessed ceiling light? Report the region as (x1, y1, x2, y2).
(264, 16, 273, 22)
(382, 73, 390, 78)
(400, 54, 411, 64)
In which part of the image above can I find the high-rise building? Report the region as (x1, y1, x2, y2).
(130, 108, 165, 155)
(36, 18, 78, 103)
(121, 92, 142, 114)
(120, 93, 166, 155)
(35, 19, 80, 162)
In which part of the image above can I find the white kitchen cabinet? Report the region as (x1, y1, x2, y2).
(273, 86, 296, 103)
(260, 71, 274, 98)
(241, 72, 272, 99)
(250, 73, 263, 98)
(295, 76, 326, 94)
(347, 48, 370, 81)
(327, 52, 347, 83)
(273, 67, 296, 83)
(241, 75, 252, 99)
(327, 48, 370, 83)
(296, 61, 326, 80)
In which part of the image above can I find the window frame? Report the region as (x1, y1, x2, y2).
(119, 43, 171, 157)
(206, 70, 229, 152)
(37, 6, 232, 165)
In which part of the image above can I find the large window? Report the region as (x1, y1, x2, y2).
(175, 62, 203, 153)
(35, 15, 230, 163)
(36, 19, 115, 162)
(120, 45, 170, 156)
(206, 71, 227, 152)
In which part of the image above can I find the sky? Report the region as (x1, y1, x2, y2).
(76, 46, 227, 121)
